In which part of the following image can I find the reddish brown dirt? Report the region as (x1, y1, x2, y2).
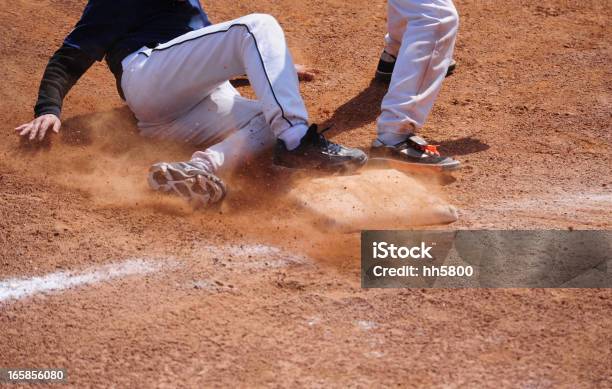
(1, 0, 611, 387)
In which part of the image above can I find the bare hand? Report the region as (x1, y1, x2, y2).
(295, 64, 318, 82)
(15, 114, 61, 141)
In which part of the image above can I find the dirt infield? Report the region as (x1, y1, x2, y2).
(1, 0, 611, 387)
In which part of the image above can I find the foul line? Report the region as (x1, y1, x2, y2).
(0, 259, 166, 303)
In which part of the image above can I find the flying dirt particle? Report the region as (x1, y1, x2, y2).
(356, 320, 378, 331)
(365, 351, 385, 358)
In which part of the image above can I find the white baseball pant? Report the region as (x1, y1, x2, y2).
(120, 13, 309, 176)
(377, 0, 459, 144)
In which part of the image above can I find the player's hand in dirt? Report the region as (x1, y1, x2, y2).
(15, 114, 61, 141)
(295, 64, 318, 82)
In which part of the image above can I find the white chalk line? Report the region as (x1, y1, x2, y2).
(493, 191, 612, 212)
(0, 258, 167, 303)
(1, 243, 309, 304)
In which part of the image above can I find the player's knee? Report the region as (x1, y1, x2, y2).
(242, 13, 281, 32)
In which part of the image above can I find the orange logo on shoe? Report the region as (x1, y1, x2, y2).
(419, 144, 440, 156)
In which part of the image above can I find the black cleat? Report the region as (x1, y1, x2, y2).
(273, 124, 368, 172)
(370, 134, 460, 172)
(447, 59, 457, 76)
(375, 50, 457, 82)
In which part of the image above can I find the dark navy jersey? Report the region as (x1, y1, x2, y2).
(35, 0, 211, 117)
(65, 0, 210, 64)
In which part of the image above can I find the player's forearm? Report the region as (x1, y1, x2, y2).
(34, 45, 94, 118)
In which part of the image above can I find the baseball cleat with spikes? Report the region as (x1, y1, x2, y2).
(273, 124, 368, 172)
(370, 134, 460, 171)
(148, 160, 227, 208)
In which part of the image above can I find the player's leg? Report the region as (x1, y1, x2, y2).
(140, 80, 362, 208)
(380, 0, 459, 132)
(143, 82, 274, 207)
(121, 14, 307, 147)
(376, 0, 456, 81)
(122, 13, 366, 175)
(371, 0, 460, 171)
(384, 0, 407, 60)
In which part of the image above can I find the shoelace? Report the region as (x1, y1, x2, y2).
(316, 126, 342, 154)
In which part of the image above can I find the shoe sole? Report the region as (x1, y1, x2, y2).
(369, 157, 461, 173)
(273, 153, 368, 174)
(376, 59, 457, 82)
(148, 163, 226, 208)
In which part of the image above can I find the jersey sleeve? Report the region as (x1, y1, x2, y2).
(34, 45, 95, 118)
(34, 0, 128, 117)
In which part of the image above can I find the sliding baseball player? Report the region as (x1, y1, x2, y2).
(16, 0, 367, 207)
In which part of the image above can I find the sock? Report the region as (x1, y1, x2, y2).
(190, 153, 217, 172)
(278, 124, 309, 151)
